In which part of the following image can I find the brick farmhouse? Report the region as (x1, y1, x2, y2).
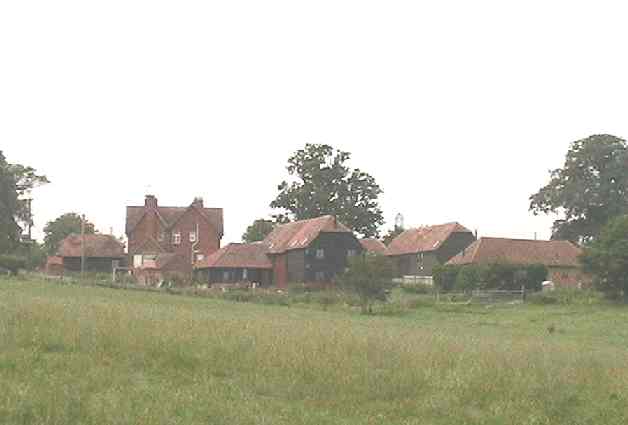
(126, 194, 223, 281)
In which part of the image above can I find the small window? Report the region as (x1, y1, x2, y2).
(315, 271, 326, 282)
(347, 249, 357, 257)
(242, 269, 248, 280)
(196, 253, 205, 262)
(316, 249, 325, 259)
(223, 271, 231, 281)
(172, 232, 181, 245)
(189, 232, 197, 242)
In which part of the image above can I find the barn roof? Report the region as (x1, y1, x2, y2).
(360, 238, 387, 255)
(195, 243, 272, 269)
(57, 234, 125, 258)
(263, 215, 352, 254)
(386, 222, 472, 256)
(446, 237, 583, 267)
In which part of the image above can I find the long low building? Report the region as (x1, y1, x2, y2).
(446, 237, 588, 287)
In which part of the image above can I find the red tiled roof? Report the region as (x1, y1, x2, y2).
(126, 205, 224, 237)
(386, 222, 472, 256)
(195, 243, 272, 269)
(446, 237, 583, 267)
(360, 238, 387, 254)
(57, 234, 125, 258)
(263, 215, 352, 254)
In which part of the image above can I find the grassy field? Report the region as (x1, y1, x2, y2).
(1, 277, 628, 424)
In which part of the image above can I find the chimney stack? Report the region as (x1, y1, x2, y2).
(145, 194, 158, 209)
(192, 197, 204, 208)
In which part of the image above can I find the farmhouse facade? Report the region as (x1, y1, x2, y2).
(386, 222, 476, 277)
(126, 194, 223, 277)
(447, 237, 589, 287)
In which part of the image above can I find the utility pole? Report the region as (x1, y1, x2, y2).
(81, 214, 86, 279)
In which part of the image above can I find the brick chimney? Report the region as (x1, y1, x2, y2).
(145, 194, 158, 209)
(192, 197, 204, 208)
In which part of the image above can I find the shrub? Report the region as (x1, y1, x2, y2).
(400, 282, 433, 294)
(0, 255, 27, 276)
(433, 265, 460, 292)
(527, 288, 604, 305)
(338, 255, 394, 314)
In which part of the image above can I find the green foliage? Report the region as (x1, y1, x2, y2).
(13, 242, 47, 270)
(0, 255, 27, 275)
(530, 134, 628, 242)
(270, 143, 384, 237)
(43, 213, 96, 255)
(339, 254, 393, 314)
(382, 225, 404, 245)
(434, 263, 547, 292)
(241, 218, 275, 243)
(433, 264, 461, 292)
(0, 151, 48, 254)
(581, 215, 628, 300)
(527, 288, 605, 305)
(400, 282, 433, 294)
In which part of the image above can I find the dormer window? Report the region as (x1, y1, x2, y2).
(189, 232, 197, 243)
(172, 232, 181, 245)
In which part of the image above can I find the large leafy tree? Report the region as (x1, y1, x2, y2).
(581, 215, 628, 301)
(0, 151, 49, 254)
(242, 218, 275, 243)
(529, 134, 628, 243)
(270, 144, 384, 237)
(44, 213, 96, 255)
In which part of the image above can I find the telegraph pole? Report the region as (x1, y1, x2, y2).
(81, 214, 86, 279)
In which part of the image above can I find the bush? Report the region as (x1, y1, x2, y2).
(433, 265, 460, 292)
(0, 255, 27, 276)
(527, 288, 604, 305)
(435, 263, 548, 292)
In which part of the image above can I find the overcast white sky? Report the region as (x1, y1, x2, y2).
(2, 1, 627, 244)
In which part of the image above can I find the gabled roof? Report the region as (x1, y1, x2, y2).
(360, 238, 387, 255)
(446, 237, 583, 267)
(58, 234, 125, 258)
(126, 205, 224, 237)
(263, 215, 352, 254)
(386, 222, 472, 256)
(195, 243, 272, 269)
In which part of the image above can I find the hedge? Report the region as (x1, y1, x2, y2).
(433, 263, 548, 292)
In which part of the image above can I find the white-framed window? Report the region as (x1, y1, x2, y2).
(189, 231, 197, 242)
(315, 271, 326, 282)
(172, 232, 181, 245)
(133, 255, 143, 268)
(347, 249, 357, 257)
(196, 253, 204, 262)
(316, 249, 325, 259)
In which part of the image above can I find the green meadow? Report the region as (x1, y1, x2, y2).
(1, 277, 627, 424)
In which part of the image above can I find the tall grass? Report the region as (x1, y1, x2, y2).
(1, 278, 627, 424)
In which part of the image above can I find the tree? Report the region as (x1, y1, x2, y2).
(580, 215, 628, 301)
(530, 134, 628, 243)
(270, 144, 384, 237)
(242, 219, 275, 243)
(0, 151, 48, 254)
(44, 213, 96, 255)
(339, 254, 394, 314)
(382, 225, 404, 245)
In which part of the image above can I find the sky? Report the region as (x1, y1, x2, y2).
(2, 0, 628, 245)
